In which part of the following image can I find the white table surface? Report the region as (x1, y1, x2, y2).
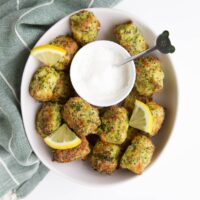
(24, 0, 200, 199)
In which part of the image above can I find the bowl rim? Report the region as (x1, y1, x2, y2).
(20, 7, 179, 185)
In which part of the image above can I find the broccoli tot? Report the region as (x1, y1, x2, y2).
(99, 106, 129, 145)
(113, 21, 148, 56)
(135, 56, 164, 96)
(53, 136, 90, 162)
(91, 141, 121, 174)
(51, 71, 73, 103)
(29, 66, 59, 101)
(36, 102, 62, 138)
(147, 101, 165, 136)
(120, 127, 139, 151)
(123, 88, 138, 115)
(62, 97, 101, 136)
(70, 10, 100, 45)
(50, 35, 78, 70)
(120, 134, 155, 174)
(123, 88, 152, 116)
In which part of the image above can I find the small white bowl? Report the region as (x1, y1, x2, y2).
(70, 40, 135, 107)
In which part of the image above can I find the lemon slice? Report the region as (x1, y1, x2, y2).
(129, 99, 153, 133)
(31, 45, 66, 66)
(44, 124, 81, 150)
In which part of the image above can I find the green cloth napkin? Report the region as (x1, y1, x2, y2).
(0, 0, 121, 198)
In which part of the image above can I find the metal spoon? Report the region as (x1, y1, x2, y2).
(115, 30, 175, 66)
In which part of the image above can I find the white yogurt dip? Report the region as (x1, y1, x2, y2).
(70, 40, 135, 107)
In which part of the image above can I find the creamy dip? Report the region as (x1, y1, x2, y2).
(70, 41, 135, 107)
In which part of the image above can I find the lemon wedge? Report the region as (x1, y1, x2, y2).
(44, 124, 81, 150)
(31, 45, 66, 66)
(129, 99, 153, 133)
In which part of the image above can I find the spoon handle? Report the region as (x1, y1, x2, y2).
(116, 46, 157, 66)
